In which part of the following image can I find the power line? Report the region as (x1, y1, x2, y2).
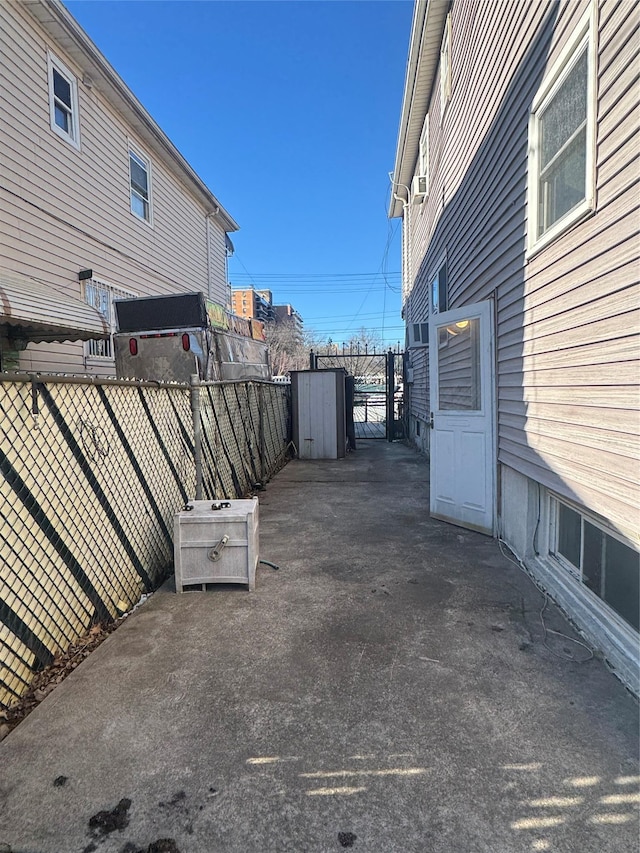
(248, 284, 398, 292)
(306, 325, 405, 334)
(230, 284, 400, 292)
(303, 311, 398, 322)
(229, 271, 401, 279)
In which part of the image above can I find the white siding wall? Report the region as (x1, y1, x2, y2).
(402, 0, 639, 540)
(0, 3, 230, 374)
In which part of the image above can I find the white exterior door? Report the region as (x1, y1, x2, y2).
(428, 300, 495, 535)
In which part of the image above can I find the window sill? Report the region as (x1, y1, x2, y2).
(130, 210, 154, 229)
(84, 356, 115, 367)
(526, 200, 595, 261)
(50, 124, 81, 151)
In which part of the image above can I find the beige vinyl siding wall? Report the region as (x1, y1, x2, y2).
(208, 219, 229, 306)
(0, 3, 229, 374)
(403, 0, 639, 538)
(509, 0, 640, 541)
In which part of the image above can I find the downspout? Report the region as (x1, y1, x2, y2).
(393, 185, 412, 438)
(392, 187, 411, 305)
(205, 207, 220, 301)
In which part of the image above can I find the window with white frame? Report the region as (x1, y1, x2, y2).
(549, 496, 639, 633)
(84, 279, 137, 360)
(47, 53, 80, 148)
(431, 262, 448, 315)
(528, 9, 595, 252)
(419, 114, 429, 180)
(129, 148, 152, 222)
(440, 15, 451, 114)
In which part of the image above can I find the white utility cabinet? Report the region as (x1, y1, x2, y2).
(174, 498, 259, 592)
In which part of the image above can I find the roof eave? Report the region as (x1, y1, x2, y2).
(389, 0, 449, 218)
(25, 0, 239, 233)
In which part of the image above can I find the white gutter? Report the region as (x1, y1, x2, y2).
(389, 0, 449, 219)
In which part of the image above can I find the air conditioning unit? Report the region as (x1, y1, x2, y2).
(412, 175, 428, 202)
(409, 321, 429, 347)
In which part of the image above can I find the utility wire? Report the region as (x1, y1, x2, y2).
(230, 271, 401, 279)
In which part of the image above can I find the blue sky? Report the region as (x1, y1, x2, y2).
(65, 0, 413, 348)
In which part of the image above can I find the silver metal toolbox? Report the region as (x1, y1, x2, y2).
(174, 498, 259, 592)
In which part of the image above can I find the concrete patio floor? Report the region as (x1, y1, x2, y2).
(0, 440, 638, 853)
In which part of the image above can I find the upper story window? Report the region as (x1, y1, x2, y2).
(129, 148, 152, 223)
(527, 8, 595, 254)
(431, 261, 448, 315)
(440, 14, 452, 116)
(419, 114, 429, 179)
(47, 53, 80, 149)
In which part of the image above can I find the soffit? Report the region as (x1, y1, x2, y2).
(389, 0, 450, 218)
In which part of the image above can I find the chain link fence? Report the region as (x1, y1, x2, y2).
(0, 375, 290, 709)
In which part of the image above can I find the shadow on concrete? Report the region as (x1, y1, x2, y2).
(0, 441, 637, 852)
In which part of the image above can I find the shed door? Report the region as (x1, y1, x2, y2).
(296, 371, 343, 459)
(428, 301, 495, 535)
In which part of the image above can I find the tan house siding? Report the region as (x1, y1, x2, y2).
(399, 0, 639, 540)
(0, 1, 233, 374)
(510, 0, 640, 540)
(404, 0, 550, 439)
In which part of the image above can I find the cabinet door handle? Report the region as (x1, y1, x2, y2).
(208, 535, 229, 561)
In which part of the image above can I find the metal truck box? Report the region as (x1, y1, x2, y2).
(113, 292, 270, 383)
(174, 498, 259, 592)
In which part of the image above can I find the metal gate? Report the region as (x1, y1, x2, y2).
(311, 349, 405, 441)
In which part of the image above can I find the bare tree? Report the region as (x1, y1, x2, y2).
(265, 320, 323, 375)
(344, 327, 384, 355)
(312, 328, 387, 382)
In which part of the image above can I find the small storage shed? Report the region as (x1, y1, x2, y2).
(290, 369, 347, 459)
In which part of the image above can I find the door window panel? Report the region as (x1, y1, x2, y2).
(437, 318, 480, 410)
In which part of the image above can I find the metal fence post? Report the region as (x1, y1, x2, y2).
(386, 349, 394, 442)
(258, 383, 266, 482)
(190, 373, 203, 499)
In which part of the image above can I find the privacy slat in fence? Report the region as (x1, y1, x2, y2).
(0, 376, 291, 709)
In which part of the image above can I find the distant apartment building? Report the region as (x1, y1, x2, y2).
(274, 304, 303, 338)
(231, 289, 303, 342)
(231, 288, 274, 323)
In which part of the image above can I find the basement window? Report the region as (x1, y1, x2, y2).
(549, 497, 639, 632)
